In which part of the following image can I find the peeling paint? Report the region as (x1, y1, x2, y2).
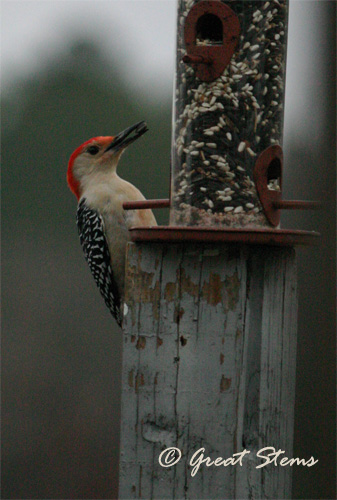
(135, 372, 145, 393)
(165, 282, 176, 302)
(121, 243, 298, 499)
(142, 422, 175, 448)
(174, 306, 185, 324)
(180, 336, 187, 346)
(180, 268, 199, 298)
(220, 376, 232, 392)
(127, 264, 160, 320)
(225, 271, 240, 310)
(202, 272, 222, 305)
(128, 369, 134, 388)
(136, 336, 146, 350)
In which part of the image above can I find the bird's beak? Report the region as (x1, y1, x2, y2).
(104, 121, 148, 154)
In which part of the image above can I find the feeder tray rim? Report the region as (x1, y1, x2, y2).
(128, 226, 320, 247)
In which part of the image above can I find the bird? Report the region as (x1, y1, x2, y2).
(67, 121, 157, 326)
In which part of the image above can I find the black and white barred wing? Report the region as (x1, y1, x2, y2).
(76, 199, 122, 326)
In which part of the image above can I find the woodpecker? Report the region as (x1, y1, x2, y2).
(67, 121, 157, 325)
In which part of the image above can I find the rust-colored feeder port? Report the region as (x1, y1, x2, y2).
(254, 144, 284, 227)
(182, 1, 240, 82)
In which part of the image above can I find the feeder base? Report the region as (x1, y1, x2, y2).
(129, 226, 320, 247)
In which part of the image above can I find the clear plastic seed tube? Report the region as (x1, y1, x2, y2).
(170, 0, 288, 228)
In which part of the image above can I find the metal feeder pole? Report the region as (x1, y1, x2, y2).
(118, 1, 319, 498)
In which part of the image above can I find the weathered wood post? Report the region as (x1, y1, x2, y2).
(119, 1, 319, 498)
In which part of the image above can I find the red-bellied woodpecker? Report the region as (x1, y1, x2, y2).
(67, 121, 157, 325)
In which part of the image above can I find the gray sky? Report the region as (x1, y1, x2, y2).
(1, 1, 176, 97)
(1, 1, 326, 136)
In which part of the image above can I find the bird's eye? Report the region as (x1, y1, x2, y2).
(87, 145, 99, 155)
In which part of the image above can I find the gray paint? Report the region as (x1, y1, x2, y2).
(119, 242, 297, 499)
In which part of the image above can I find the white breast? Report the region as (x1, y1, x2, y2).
(81, 172, 156, 296)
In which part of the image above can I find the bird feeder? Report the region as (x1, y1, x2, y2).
(119, 1, 320, 498)
(124, 0, 319, 236)
(170, 0, 289, 228)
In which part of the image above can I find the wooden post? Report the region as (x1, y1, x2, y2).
(118, 241, 297, 499)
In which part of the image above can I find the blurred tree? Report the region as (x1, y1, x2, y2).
(2, 38, 171, 499)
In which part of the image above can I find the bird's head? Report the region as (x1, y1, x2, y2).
(67, 121, 148, 199)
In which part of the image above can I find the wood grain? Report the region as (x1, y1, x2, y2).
(119, 242, 297, 499)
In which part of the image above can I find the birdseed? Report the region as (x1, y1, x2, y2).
(170, 0, 288, 228)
